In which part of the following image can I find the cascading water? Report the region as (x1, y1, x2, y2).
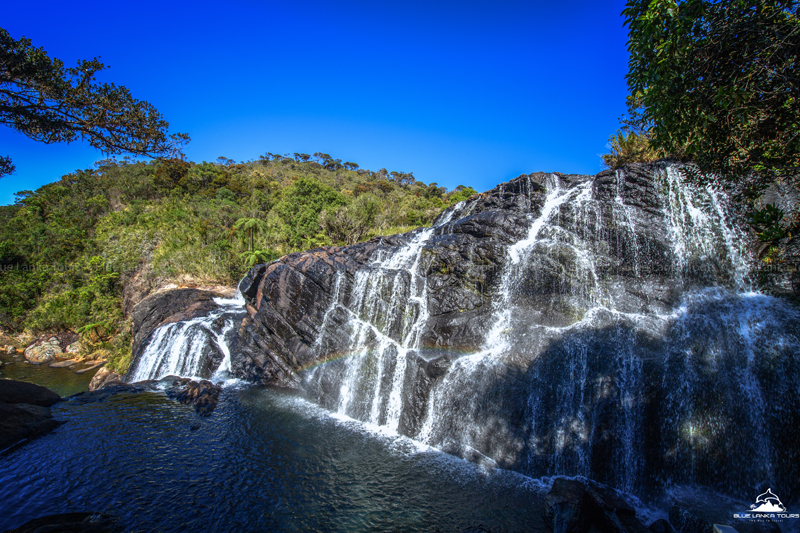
(126, 291, 246, 382)
(305, 208, 459, 431)
(296, 165, 800, 502)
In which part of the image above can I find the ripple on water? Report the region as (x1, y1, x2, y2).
(0, 385, 551, 532)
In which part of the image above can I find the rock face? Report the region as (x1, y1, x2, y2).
(231, 163, 800, 502)
(126, 288, 244, 381)
(230, 173, 551, 386)
(88, 368, 123, 391)
(131, 288, 226, 358)
(0, 379, 61, 451)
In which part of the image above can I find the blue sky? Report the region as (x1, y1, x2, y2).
(1, 0, 630, 205)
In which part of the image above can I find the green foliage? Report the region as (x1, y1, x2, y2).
(623, 0, 800, 283)
(240, 249, 279, 267)
(275, 177, 348, 247)
(319, 194, 380, 245)
(0, 27, 188, 178)
(233, 217, 268, 251)
(602, 130, 661, 169)
(623, 0, 800, 192)
(448, 187, 478, 205)
(748, 204, 789, 243)
(0, 152, 477, 372)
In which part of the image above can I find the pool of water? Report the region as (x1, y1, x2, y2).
(0, 384, 552, 532)
(0, 354, 98, 397)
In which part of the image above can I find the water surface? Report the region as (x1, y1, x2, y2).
(0, 354, 97, 397)
(0, 385, 551, 532)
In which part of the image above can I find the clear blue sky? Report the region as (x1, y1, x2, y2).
(1, 0, 630, 205)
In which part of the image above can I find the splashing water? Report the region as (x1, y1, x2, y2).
(126, 290, 246, 382)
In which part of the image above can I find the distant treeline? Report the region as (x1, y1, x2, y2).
(0, 153, 478, 371)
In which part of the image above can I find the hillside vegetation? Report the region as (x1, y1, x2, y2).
(0, 152, 477, 371)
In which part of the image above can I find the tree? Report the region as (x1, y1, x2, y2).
(623, 0, 799, 194)
(0, 27, 188, 178)
(233, 217, 267, 252)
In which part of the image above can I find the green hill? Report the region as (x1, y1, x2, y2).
(0, 152, 477, 372)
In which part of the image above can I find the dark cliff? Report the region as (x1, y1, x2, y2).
(230, 165, 683, 387)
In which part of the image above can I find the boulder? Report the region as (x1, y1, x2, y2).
(0, 379, 62, 451)
(6, 345, 16, 355)
(24, 332, 78, 365)
(0, 379, 60, 406)
(23, 339, 60, 364)
(166, 378, 222, 416)
(88, 368, 123, 391)
(544, 477, 651, 533)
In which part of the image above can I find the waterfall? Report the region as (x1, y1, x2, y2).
(294, 165, 800, 501)
(126, 291, 246, 382)
(305, 207, 461, 431)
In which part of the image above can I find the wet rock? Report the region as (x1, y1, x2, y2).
(127, 287, 245, 381)
(544, 477, 651, 533)
(0, 379, 60, 406)
(230, 167, 682, 388)
(0, 379, 62, 451)
(1, 512, 123, 532)
(131, 288, 228, 359)
(166, 379, 222, 416)
(6, 345, 16, 355)
(88, 367, 123, 391)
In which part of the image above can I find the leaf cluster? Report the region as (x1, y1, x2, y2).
(623, 0, 800, 192)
